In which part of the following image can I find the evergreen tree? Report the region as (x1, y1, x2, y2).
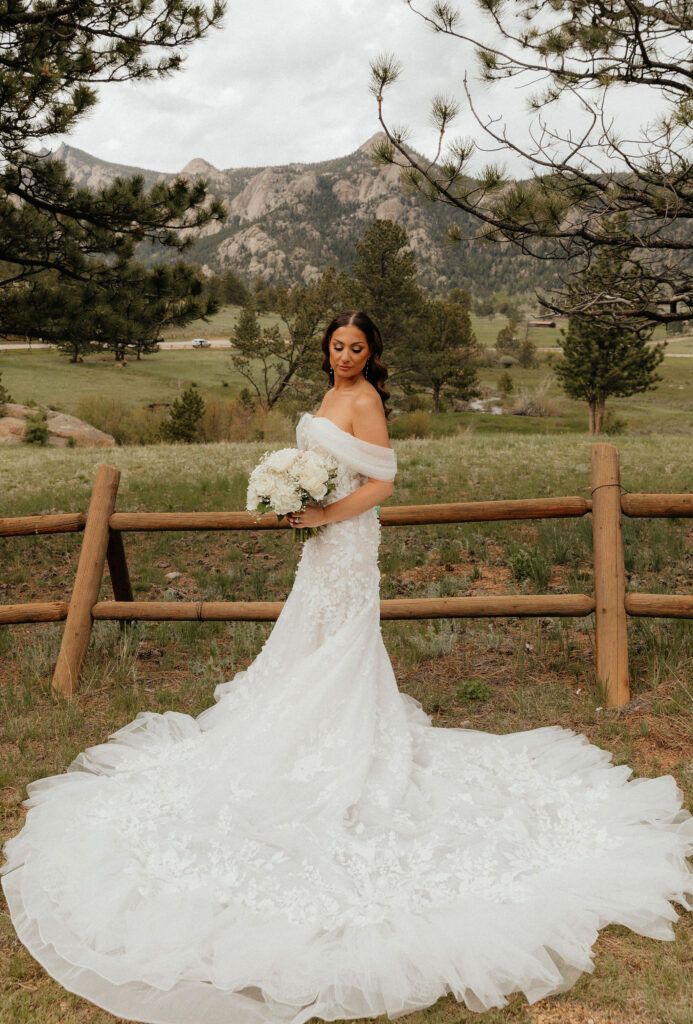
(220, 270, 250, 306)
(554, 225, 666, 433)
(517, 336, 537, 369)
(0, 262, 214, 362)
(160, 385, 206, 443)
(348, 219, 422, 355)
(555, 320, 664, 435)
(24, 409, 49, 445)
(399, 290, 480, 412)
(495, 318, 520, 356)
(371, 4, 693, 329)
(0, 1, 226, 300)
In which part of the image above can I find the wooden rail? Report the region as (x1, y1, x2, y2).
(0, 513, 86, 537)
(92, 594, 597, 623)
(109, 496, 592, 532)
(1, 444, 690, 707)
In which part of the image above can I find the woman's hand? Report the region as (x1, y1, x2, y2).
(288, 504, 327, 529)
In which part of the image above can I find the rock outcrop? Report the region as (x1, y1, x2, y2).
(54, 135, 559, 297)
(0, 404, 116, 447)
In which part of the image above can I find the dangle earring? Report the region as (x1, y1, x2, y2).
(328, 365, 334, 382)
(363, 357, 371, 378)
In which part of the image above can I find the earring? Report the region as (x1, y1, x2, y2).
(363, 357, 370, 378)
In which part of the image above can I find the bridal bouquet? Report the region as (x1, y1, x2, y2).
(246, 447, 338, 542)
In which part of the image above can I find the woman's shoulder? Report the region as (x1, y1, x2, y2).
(351, 383, 383, 416)
(351, 385, 389, 447)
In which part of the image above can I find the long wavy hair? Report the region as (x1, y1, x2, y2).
(320, 310, 391, 417)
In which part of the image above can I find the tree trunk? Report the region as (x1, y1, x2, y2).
(432, 383, 440, 414)
(588, 402, 596, 435)
(596, 398, 606, 435)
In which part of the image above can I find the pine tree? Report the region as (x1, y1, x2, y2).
(399, 290, 480, 412)
(554, 225, 666, 433)
(160, 385, 206, 443)
(348, 220, 422, 355)
(0, 262, 214, 362)
(495, 318, 520, 356)
(0, 2, 226, 301)
(555, 321, 664, 435)
(371, 5, 693, 329)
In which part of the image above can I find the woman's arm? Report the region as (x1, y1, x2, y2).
(298, 392, 394, 527)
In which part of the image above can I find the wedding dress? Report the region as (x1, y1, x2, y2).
(2, 411, 693, 1024)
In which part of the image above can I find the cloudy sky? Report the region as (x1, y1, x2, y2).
(59, 0, 663, 177)
(61, 0, 517, 173)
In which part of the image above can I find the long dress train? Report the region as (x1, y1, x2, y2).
(2, 411, 693, 1024)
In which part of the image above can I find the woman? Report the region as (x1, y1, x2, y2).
(2, 310, 692, 1024)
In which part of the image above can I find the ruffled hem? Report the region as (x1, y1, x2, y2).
(3, 709, 692, 1023)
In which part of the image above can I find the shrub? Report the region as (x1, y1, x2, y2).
(602, 410, 627, 435)
(24, 409, 49, 445)
(76, 396, 166, 445)
(198, 398, 293, 443)
(389, 410, 433, 439)
(0, 370, 12, 409)
(455, 678, 491, 702)
(403, 393, 430, 412)
(159, 384, 205, 443)
(497, 371, 514, 397)
(511, 378, 559, 417)
(506, 542, 552, 592)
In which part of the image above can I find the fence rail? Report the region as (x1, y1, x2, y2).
(1, 443, 690, 707)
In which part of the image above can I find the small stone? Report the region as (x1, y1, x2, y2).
(156, 561, 170, 569)
(165, 571, 182, 581)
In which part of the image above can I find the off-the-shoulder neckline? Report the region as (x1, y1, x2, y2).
(299, 412, 393, 453)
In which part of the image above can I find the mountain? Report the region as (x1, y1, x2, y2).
(55, 136, 557, 297)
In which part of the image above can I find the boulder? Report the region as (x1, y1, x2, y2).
(0, 404, 116, 447)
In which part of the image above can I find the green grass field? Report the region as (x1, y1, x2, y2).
(1, 436, 692, 1024)
(2, 333, 693, 440)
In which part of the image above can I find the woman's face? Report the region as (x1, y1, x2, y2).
(329, 325, 369, 382)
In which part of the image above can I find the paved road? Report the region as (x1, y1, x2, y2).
(0, 340, 233, 350)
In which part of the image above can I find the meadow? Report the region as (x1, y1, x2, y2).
(2, 326, 693, 443)
(1, 434, 692, 1024)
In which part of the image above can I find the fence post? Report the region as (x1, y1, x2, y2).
(107, 530, 133, 630)
(591, 443, 630, 707)
(51, 465, 121, 699)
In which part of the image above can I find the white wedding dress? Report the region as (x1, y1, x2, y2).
(2, 411, 693, 1024)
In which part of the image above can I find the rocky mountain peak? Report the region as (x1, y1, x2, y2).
(181, 157, 220, 176)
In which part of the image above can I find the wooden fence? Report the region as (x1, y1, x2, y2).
(1, 443, 691, 707)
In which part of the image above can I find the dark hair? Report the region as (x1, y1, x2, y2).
(320, 310, 391, 417)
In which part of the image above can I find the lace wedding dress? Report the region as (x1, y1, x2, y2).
(2, 411, 693, 1024)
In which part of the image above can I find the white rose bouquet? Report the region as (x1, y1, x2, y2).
(246, 447, 338, 542)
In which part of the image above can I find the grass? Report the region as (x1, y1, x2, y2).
(1, 436, 692, 1024)
(159, 303, 284, 341)
(3, 338, 693, 442)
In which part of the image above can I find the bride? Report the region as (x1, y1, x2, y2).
(2, 310, 692, 1024)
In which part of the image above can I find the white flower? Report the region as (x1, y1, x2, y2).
(265, 448, 299, 473)
(296, 461, 329, 498)
(249, 468, 275, 498)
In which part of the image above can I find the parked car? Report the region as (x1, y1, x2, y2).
(191, 338, 211, 348)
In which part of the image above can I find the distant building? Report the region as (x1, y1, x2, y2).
(527, 319, 556, 328)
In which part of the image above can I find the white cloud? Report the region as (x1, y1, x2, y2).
(55, 0, 667, 178)
(58, 0, 485, 171)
